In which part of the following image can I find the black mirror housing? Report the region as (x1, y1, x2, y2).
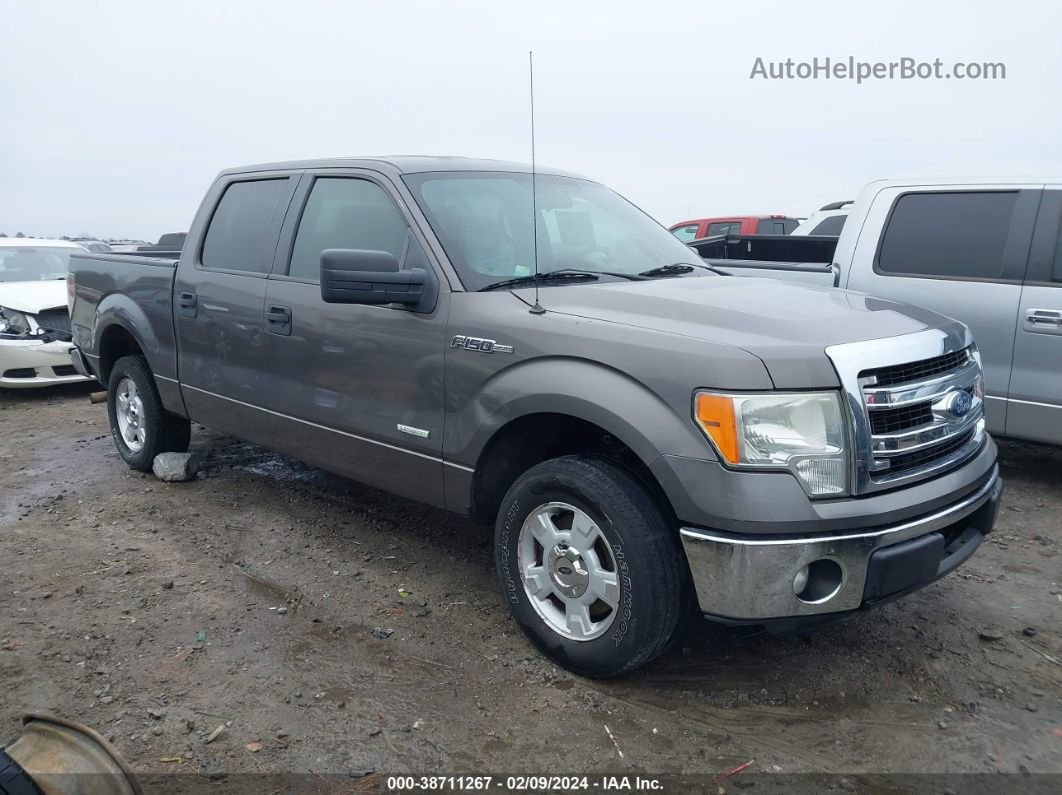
(320, 247, 437, 312)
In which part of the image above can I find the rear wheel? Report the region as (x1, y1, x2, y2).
(106, 355, 190, 471)
(494, 455, 685, 678)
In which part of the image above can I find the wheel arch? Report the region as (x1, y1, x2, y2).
(97, 322, 145, 384)
(92, 293, 166, 383)
(454, 358, 711, 525)
(467, 411, 678, 527)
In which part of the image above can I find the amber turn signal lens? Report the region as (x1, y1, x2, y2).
(695, 393, 739, 464)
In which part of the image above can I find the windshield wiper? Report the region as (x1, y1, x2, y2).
(479, 266, 653, 292)
(639, 262, 727, 278)
(479, 271, 600, 292)
(558, 268, 649, 282)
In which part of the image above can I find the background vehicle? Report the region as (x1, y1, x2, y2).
(791, 200, 853, 236)
(0, 239, 90, 388)
(73, 239, 113, 253)
(690, 178, 1062, 447)
(137, 232, 187, 252)
(108, 240, 150, 252)
(69, 158, 1000, 677)
(669, 214, 799, 242)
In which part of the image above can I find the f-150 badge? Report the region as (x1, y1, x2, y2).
(450, 335, 514, 354)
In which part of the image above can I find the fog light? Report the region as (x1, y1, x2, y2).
(793, 558, 843, 604)
(793, 457, 846, 496)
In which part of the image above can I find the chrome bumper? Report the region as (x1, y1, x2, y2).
(680, 468, 1001, 621)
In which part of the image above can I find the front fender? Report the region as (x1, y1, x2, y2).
(445, 356, 718, 469)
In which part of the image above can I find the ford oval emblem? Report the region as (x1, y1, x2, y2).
(947, 390, 973, 419)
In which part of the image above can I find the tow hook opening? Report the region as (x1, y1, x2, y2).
(793, 558, 844, 604)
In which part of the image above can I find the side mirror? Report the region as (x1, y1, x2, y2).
(320, 248, 436, 311)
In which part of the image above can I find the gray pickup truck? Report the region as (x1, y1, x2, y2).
(693, 178, 1062, 447)
(69, 157, 1002, 677)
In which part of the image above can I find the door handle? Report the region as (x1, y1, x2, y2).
(266, 305, 292, 336)
(177, 291, 197, 318)
(1026, 309, 1062, 326)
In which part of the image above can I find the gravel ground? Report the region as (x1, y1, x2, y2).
(0, 383, 1059, 790)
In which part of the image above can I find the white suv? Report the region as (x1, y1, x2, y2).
(791, 201, 852, 236)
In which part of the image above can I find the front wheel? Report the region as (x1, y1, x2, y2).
(494, 456, 685, 678)
(106, 355, 191, 471)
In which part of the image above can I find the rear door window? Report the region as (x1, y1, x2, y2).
(287, 177, 409, 282)
(756, 219, 797, 235)
(877, 191, 1019, 280)
(706, 221, 741, 237)
(201, 178, 292, 273)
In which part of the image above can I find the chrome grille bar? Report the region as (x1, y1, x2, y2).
(826, 326, 986, 495)
(870, 410, 982, 456)
(862, 357, 979, 408)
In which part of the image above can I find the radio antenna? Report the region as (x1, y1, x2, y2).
(528, 50, 545, 315)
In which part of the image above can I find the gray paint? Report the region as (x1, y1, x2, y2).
(654, 436, 997, 535)
(71, 157, 996, 533)
(513, 277, 965, 390)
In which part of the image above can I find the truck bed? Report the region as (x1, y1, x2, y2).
(77, 251, 181, 266)
(68, 251, 181, 387)
(690, 233, 839, 286)
(707, 258, 838, 285)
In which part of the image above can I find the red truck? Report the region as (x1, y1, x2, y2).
(669, 215, 799, 242)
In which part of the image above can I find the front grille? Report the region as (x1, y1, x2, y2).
(882, 428, 976, 476)
(3, 368, 36, 379)
(52, 365, 78, 377)
(862, 349, 970, 388)
(827, 334, 985, 494)
(860, 345, 982, 488)
(33, 308, 72, 334)
(869, 402, 934, 434)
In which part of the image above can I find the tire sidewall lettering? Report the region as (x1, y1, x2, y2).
(610, 542, 633, 646)
(503, 484, 635, 648)
(500, 498, 521, 604)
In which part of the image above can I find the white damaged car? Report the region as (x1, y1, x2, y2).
(0, 239, 90, 388)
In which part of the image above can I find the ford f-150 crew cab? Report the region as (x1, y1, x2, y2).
(68, 157, 1002, 677)
(691, 178, 1062, 448)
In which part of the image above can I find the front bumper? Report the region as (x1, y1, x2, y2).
(680, 466, 1002, 622)
(0, 338, 91, 389)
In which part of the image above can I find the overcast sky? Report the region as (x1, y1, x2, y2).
(1, 0, 1059, 241)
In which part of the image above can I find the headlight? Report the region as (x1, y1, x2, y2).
(0, 307, 31, 336)
(694, 391, 849, 496)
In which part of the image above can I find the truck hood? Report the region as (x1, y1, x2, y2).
(516, 276, 964, 388)
(0, 280, 68, 314)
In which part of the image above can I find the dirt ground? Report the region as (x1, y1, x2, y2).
(1, 383, 1059, 790)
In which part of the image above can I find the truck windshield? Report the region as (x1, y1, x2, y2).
(0, 247, 75, 282)
(403, 172, 706, 291)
